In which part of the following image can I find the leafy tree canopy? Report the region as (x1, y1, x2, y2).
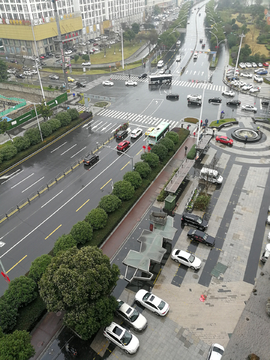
(70, 221, 93, 245)
(123, 171, 142, 189)
(0, 59, 8, 81)
(0, 330, 35, 360)
(113, 180, 135, 200)
(28, 254, 52, 283)
(85, 208, 108, 230)
(99, 194, 122, 213)
(36, 101, 53, 120)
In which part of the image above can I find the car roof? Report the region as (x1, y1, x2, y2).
(183, 213, 201, 220)
(106, 322, 124, 338)
(117, 301, 134, 317)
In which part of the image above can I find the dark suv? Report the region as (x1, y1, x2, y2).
(208, 97, 222, 103)
(166, 94, 179, 100)
(181, 213, 208, 231)
(188, 99, 201, 106)
(116, 130, 128, 140)
(226, 100, 241, 106)
(138, 73, 147, 79)
(83, 154, 99, 166)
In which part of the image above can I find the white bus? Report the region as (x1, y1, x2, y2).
(148, 74, 172, 85)
(147, 121, 170, 145)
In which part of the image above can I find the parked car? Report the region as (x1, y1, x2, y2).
(116, 299, 147, 331)
(242, 84, 253, 91)
(15, 74, 25, 79)
(240, 72, 252, 78)
(83, 154, 99, 166)
(252, 62, 257, 67)
(116, 130, 128, 140)
(216, 135, 233, 146)
(238, 62, 246, 69)
(130, 128, 142, 139)
(227, 99, 241, 106)
(135, 290, 169, 316)
(222, 90, 235, 97)
(254, 67, 265, 73)
(117, 140, 130, 151)
(241, 104, 257, 113)
(181, 213, 208, 231)
(245, 62, 252, 68)
(256, 69, 268, 75)
(249, 87, 260, 93)
(171, 249, 202, 270)
(125, 80, 137, 86)
(263, 62, 269, 67)
(254, 75, 263, 82)
(187, 229, 215, 247)
(103, 322, 139, 354)
(49, 74, 59, 80)
(262, 100, 269, 106)
(258, 62, 263, 67)
(207, 343, 225, 360)
(208, 97, 222, 103)
(261, 244, 270, 263)
(102, 80, 114, 86)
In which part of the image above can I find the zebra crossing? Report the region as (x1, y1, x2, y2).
(97, 108, 181, 128)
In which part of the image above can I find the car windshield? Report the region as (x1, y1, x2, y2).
(121, 330, 132, 345)
(129, 309, 139, 322)
(188, 254, 195, 263)
(213, 346, 224, 355)
(196, 217, 202, 224)
(158, 300, 166, 310)
(142, 292, 151, 301)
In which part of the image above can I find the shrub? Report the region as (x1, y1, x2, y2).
(40, 122, 52, 138)
(0, 144, 17, 161)
(13, 136, 31, 152)
(28, 255, 52, 283)
(47, 118, 61, 132)
(187, 144, 196, 159)
(151, 143, 168, 161)
(123, 171, 142, 189)
(56, 112, 72, 127)
(194, 194, 210, 211)
(0, 298, 18, 332)
(99, 195, 122, 213)
(4, 276, 37, 308)
(165, 131, 179, 144)
(141, 152, 159, 168)
(113, 180, 135, 201)
(134, 161, 151, 178)
(67, 108, 79, 121)
(0, 151, 3, 164)
(53, 234, 77, 256)
(24, 127, 42, 145)
(85, 208, 108, 230)
(159, 137, 174, 151)
(70, 221, 93, 245)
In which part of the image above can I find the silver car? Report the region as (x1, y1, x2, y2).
(116, 299, 147, 331)
(171, 249, 202, 270)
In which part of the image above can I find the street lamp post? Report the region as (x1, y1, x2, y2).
(32, 103, 43, 142)
(234, 34, 245, 78)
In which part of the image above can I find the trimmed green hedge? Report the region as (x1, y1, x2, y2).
(187, 144, 196, 159)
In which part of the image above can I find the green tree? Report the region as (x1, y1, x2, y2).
(0, 59, 8, 81)
(47, 118, 61, 132)
(53, 234, 77, 256)
(0, 330, 35, 360)
(131, 23, 140, 34)
(134, 161, 151, 178)
(113, 180, 135, 201)
(28, 254, 52, 283)
(36, 101, 53, 120)
(70, 221, 93, 245)
(123, 171, 142, 189)
(82, 54, 90, 61)
(67, 108, 79, 121)
(123, 29, 136, 42)
(165, 131, 178, 144)
(153, 4, 161, 15)
(24, 127, 42, 145)
(0, 118, 9, 134)
(99, 194, 122, 213)
(40, 122, 52, 138)
(56, 112, 72, 127)
(0, 145, 17, 161)
(0, 151, 3, 164)
(39, 246, 120, 340)
(85, 208, 108, 230)
(159, 137, 174, 151)
(0, 299, 18, 332)
(74, 54, 80, 62)
(141, 152, 159, 168)
(13, 136, 31, 152)
(151, 143, 168, 161)
(4, 276, 37, 308)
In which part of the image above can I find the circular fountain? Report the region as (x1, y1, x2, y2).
(231, 128, 262, 143)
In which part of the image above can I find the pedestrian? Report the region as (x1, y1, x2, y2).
(245, 135, 248, 144)
(185, 146, 188, 155)
(129, 74, 131, 79)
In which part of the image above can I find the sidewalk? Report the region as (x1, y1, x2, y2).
(30, 134, 196, 359)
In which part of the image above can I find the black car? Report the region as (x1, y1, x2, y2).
(15, 74, 25, 79)
(208, 97, 222, 103)
(76, 81, 86, 87)
(83, 154, 99, 166)
(138, 73, 147, 79)
(262, 100, 269, 106)
(226, 100, 241, 106)
(187, 229, 215, 247)
(181, 213, 208, 231)
(166, 94, 179, 100)
(116, 130, 128, 140)
(188, 99, 201, 106)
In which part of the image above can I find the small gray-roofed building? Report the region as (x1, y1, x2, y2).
(196, 134, 212, 152)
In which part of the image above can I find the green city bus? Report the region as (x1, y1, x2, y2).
(147, 121, 170, 145)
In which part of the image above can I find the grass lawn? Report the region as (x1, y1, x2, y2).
(210, 118, 235, 127)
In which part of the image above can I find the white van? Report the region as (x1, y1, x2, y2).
(199, 167, 223, 184)
(157, 60, 164, 68)
(176, 40, 181, 46)
(193, 52, 198, 59)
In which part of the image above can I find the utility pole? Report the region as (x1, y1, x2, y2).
(52, 0, 69, 91)
(234, 33, 245, 78)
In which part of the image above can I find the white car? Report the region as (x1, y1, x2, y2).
(241, 104, 257, 113)
(239, 62, 246, 69)
(252, 62, 257, 67)
(176, 55, 181, 62)
(254, 67, 265, 73)
(49, 74, 60, 80)
(7, 69, 16, 74)
(125, 80, 137, 86)
(258, 62, 263, 67)
(240, 72, 252, 78)
(249, 87, 260, 93)
(207, 343, 225, 360)
(116, 299, 147, 331)
(82, 62, 91, 66)
(222, 90, 235, 97)
(157, 60, 164, 68)
(239, 81, 247, 87)
(65, 50, 72, 55)
(187, 94, 202, 101)
(135, 289, 169, 316)
(130, 128, 143, 139)
(254, 75, 263, 82)
(245, 62, 252, 68)
(102, 80, 114, 86)
(261, 243, 270, 263)
(171, 249, 202, 270)
(103, 322, 139, 354)
(242, 84, 253, 91)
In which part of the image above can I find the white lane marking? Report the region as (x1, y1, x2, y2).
(0, 155, 123, 259)
(60, 144, 77, 155)
(1, 169, 24, 184)
(21, 176, 45, 193)
(70, 146, 87, 158)
(10, 173, 34, 189)
(51, 141, 67, 153)
(41, 190, 63, 208)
